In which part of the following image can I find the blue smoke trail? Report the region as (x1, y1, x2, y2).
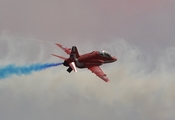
(0, 62, 63, 79)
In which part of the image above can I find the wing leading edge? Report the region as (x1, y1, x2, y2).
(88, 66, 109, 82)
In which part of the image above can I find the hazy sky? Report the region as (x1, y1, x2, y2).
(0, 0, 175, 120)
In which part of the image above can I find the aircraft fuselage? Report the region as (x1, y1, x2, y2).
(64, 51, 117, 68)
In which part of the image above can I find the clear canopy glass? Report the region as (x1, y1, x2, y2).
(99, 50, 111, 58)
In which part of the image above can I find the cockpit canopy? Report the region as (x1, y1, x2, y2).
(99, 50, 112, 58)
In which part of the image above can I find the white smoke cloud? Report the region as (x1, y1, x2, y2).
(0, 33, 175, 120)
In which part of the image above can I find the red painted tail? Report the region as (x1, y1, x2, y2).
(70, 46, 80, 59)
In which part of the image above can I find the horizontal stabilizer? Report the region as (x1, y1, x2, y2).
(52, 54, 67, 60)
(55, 43, 71, 55)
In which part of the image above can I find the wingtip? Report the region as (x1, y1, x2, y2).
(102, 76, 110, 82)
(105, 80, 110, 82)
(102, 78, 110, 82)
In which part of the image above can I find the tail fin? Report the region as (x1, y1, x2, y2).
(70, 46, 80, 59)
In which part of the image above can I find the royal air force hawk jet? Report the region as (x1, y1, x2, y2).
(52, 44, 117, 82)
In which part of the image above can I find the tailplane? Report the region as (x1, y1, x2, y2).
(52, 45, 79, 73)
(51, 54, 67, 60)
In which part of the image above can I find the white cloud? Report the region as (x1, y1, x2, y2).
(0, 33, 175, 120)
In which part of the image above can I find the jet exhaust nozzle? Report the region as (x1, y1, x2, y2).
(63, 60, 69, 66)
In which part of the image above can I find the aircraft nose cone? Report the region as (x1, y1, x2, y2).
(113, 57, 117, 61)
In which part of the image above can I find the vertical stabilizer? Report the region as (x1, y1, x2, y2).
(70, 46, 80, 59)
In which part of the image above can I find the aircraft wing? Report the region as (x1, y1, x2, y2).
(55, 43, 71, 55)
(88, 66, 109, 82)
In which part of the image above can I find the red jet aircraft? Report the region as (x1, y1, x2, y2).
(52, 44, 117, 82)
